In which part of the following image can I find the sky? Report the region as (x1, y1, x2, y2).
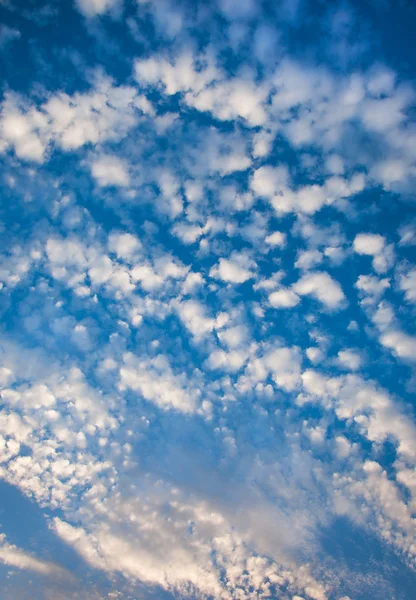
(0, 0, 415, 599)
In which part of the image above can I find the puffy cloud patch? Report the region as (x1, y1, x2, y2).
(353, 233, 394, 273)
(269, 288, 300, 309)
(90, 155, 130, 188)
(293, 272, 346, 309)
(210, 254, 255, 284)
(76, 0, 121, 17)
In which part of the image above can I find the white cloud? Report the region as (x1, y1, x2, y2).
(301, 370, 416, 460)
(353, 233, 394, 273)
(295, 249, 323, 270)
(306, 347, 324, 364)
(45, 80, 140, 150)
(176, 299, 216, 338)
(75, 0, 120, 17)
(399, 222, 416, 247)
(380, 330, 416, 362)
(91, 155, 130, 187)
(0, 533, 70, 579)
(399, 268, 416, 303)
(46, 237, 87, 266)
(171, 222, 204, 244)
(251, 168, 363, 216)
(218, 324, 248, 349)
(265, 231, 286, 248)
(2, 9, 416, 599)
(119, 354, 198, 413)
(264, 346, 302, 391)
(52, 519, 104, 570)
(187, 77, 268, 127)
(361, 96, 407, 133)
(1, 100, 47, 161)
(293, 271, 346, 309)
(337, 349, 361, 371)
(353, 233, 385, 256)
(210, 255, 254, 284)
(108, 232, 141, 259)
(370, 159, 407, 190)
(0, 78, 144, 162)
(359, 298, 416, 364)
(181, 271, 204, 294)
(206, 348, 247, 373)
(135, 52, 216, 96)
(269, 288, 300, 309)
(250, 166, 289, 198)
(323, 245, 346, 266)
(139, 0, 185, 40)
(355, 275, 390, 305)
(135, 51, 268, 126)
(293, 184, 327, 214)
(252, 130, 274, 158)
(131, 264, 162, 291)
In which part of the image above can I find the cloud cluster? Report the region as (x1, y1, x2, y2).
(0, 0, 415, 599)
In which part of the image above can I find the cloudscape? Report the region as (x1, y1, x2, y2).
(0, 0, 415, 598)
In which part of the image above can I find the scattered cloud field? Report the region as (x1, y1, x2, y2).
(0, 0, 415, 599)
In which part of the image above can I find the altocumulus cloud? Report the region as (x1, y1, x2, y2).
(0, 1, 415, 599)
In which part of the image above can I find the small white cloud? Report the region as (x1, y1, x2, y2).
(91, 155, 130, 187)
(218, 324, 248, 349)
(293, 271, 346, 309)
(176, 300, 215, 338)
(399, 222, 416, 247)
(182, 271, 204, 294)
(264, 346, 301, 391)
(172, 222, 204, 244)
(252, 130, 274, 158)
(131, 264, 162, 290)
(269, 288, 300, 308)
(380, 330, 416, 362)
(370, 159, 407, 190)
(334, 436, 353, 459)
(354, 233, 385, 256)
(210, 256, 254, 284)
(295, 249, 323, 270)
(108, 232, 141, 260)
(400, 268, 416, 304)
(355, 275, 390, 304)
(323, 245, 346, 266)
(353, 233, 394, 273)
(338, 349, 361, 371)
(206, 348, 247, 373)
(250, 165, 289, 198)
(1, 106, 46, 162)
(75, 0, 120, 17)
(306, 347, 323, 364)
(265, 231, 286, 247)
(119, 353, 198, 413)
(295, 184, 327, 214)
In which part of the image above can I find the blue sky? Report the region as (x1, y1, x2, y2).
(0, 0, 415, 598)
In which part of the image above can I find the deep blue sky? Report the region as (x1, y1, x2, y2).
(0, 1, 415, 599)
